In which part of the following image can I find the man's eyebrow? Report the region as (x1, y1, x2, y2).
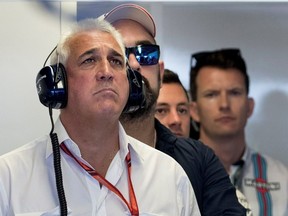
(134, 40, 155, 46)
(78, 48, 98, 59)
(108, 48, 124, 58)
(157, 102, 169, 106)
(202, 88, 218, 92)
(78, 48, 124, 60)
(229, 86, 245, 91)
(177, 102, 190, 106)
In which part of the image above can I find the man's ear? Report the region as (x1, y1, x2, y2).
(190, 101, 200, 123)
(159, 60, 164, 88)
(247, 97, 255, 118)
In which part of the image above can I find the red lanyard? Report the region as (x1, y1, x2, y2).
(60, 143, 139, 216)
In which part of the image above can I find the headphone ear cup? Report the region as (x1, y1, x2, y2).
(36, 63, 68, 109)
(123, 68, 146, 113)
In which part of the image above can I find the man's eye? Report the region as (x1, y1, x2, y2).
(82, 58, 95, 64)
(110, 58, 123, 67)
(178, 108, 188, 115)
(155, 108, 167, 115)
(205, 92, 217, 98)
(230, 90, 242, 96)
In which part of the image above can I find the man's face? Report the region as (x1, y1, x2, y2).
(62, 31, 129, 122)
(155, 83, 191, 138)
(190, 67, 254, 138)
(113, 20, 164, 119)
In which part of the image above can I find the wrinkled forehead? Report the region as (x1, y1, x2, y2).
(67, 30, 124, 55)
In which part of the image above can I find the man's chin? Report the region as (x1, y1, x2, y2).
(173, 132, 184, 137)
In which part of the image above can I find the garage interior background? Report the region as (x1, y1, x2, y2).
(0, 1, 287, 166)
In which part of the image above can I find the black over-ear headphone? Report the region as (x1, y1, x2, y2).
(124, 65, 146, 113)
(36, 62, 146, 113)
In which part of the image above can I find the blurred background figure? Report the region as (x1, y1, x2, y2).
(155, 69, 199, 139)
(157, 69, 252, 215)
(189, 48, 288, 215)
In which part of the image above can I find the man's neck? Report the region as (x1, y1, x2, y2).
(200, 132, 246, 172)
(60, 114, 120, 176)
(121, 113, 156, 148)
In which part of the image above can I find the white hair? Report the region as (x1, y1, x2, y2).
(50, 18, 126, 66)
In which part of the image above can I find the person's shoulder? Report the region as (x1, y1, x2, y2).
(0, 135, 49, 183)
(155, 118, 214, 154)
(248, 147, 288, 175)
(263, 154, 288, 170)
(174, 137, 217, 160)
(173, 137, 225, 173)
(176, 136, 211, 150)
(155, 120, 218, 166)
(128, 135, 175, 158)
(127, 135, 188, 169)
(0, 135, 48, 163)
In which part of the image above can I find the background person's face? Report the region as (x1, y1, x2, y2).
(114, 20, 164, 119)
(191, 67, 254, 138)
(156, 83, 191, 137)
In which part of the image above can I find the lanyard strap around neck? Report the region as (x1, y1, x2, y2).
(60, 143, 139, 216)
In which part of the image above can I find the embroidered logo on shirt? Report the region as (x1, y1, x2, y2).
(244, 178, 280, 191)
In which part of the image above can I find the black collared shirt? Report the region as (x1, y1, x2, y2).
(155, 119, 246, 215)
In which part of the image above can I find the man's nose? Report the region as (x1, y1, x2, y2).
(168, 109, 181, 125)
(219, 93, 230, 110)
(96, 60, 114, 81)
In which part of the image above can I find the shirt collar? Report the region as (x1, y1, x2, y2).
(45, 117, 142, 164)
(45, 117, 70, 159)
(119, 123, 143, 164)
(240, 146, 249, 164)
(231, 146, 249, 168)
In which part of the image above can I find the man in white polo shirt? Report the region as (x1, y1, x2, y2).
(190, 48, 288, 215)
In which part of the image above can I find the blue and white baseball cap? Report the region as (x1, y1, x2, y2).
(102, 3, 156, 37)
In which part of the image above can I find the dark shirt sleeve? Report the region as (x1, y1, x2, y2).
(177, 139, 246, 215)
(155, 119, 246, 215)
